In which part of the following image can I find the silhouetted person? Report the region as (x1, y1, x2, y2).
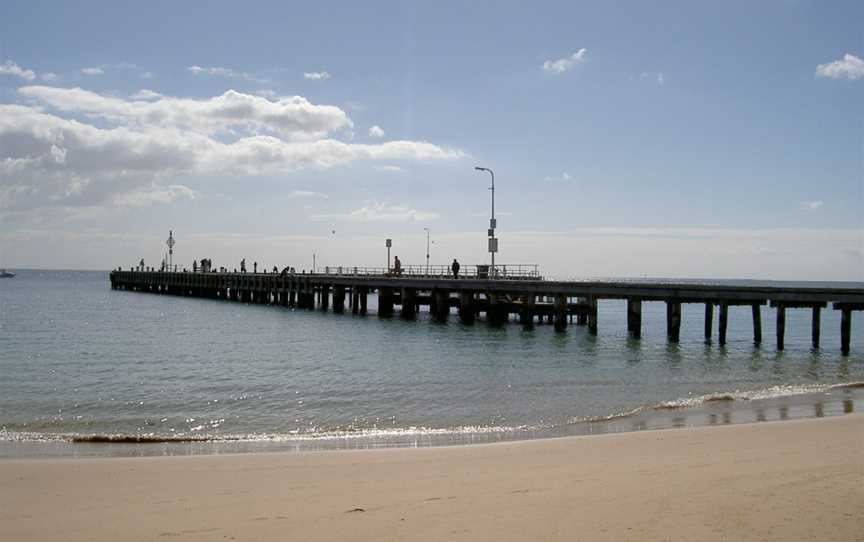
(241, 258, 247, 273)
(393, 256, 402, 276)
(451, 258, 460, 279)
(139, 258, 144, 271)
(253, 262, 258, 273)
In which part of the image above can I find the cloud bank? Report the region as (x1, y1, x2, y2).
(0, 87, 464, 214)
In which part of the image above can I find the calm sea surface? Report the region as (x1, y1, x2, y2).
(1, 270, 862, 457)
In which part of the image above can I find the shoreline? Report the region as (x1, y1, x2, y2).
(1, 414, 861, 541)
(2, 382, 861, 458)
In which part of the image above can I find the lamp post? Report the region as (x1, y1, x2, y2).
(166, 230, 175, 271)
(424, 227, 431, 275)
(385, 238, 392, 272)
(474, 167, 496, 272)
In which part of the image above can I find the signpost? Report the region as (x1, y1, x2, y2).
(386, 238, 392, 271)
(166, 230, 175, 271)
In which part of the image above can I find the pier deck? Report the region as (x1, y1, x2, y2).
(110, 270, 863, 354)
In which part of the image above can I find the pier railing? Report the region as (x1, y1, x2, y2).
(316, 263, 541, 280)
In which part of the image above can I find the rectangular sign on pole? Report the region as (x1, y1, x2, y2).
(488, 237, 498, 253)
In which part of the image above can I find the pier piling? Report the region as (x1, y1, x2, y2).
(587, 297, 598, 336)
(752, 304, 762, 345)
(627, 299, 642, 339)
(704, 303, 713, 343)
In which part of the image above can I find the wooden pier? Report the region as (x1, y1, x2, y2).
(109, 270, 863, 354)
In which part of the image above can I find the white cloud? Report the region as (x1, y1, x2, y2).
(19, 86, 353, 141)
(304, 71, 330, 80)
(129, 89, 162, 100)
(802, 200, 824, 210)
(80, 67, 104, 76)
(542, 49, 588, 74)
(313, 201, 438, 223)
(187, 65, 264, 83)
(816, 53, 864, 80)
(543, 172, 573, 182)
(41, 72, 59, 82)
(0, 60, 36, 81)
(140, 71, 155, 79)
(0, 88, 464, 214)
(368, 125, 385, 138)
(375, 165, 405, 173)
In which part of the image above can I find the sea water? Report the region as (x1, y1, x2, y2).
(1, 270, 862, 457)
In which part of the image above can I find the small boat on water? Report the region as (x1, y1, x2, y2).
(0, 270, 15, 278)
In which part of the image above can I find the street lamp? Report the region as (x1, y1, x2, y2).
(385, 238, 392, 272)
(474, 166, 497, 271)
(424, 227, 431, 275)
(166, 230, 175, 271)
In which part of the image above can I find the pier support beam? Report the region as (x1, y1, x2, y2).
(319, 286, 330, 311)
(840, 308, 851, 355)
(433, 290, 450, 323)
(704, 303, 714, 343)
(554, 294, 568, 332)
(752, 304, 762, 345)
(488, 294, 508, 326)
(351, 289, 359, 315)
(378, 287, 394, 318)
(289, 290, 296, 307)
(358, 287, 368, 316)
(333, 286, 345, 314)
(832, 303, 861, 355)
(587, 297, 598, 336)
(775, 303, 786, 350)
(576, 298, 588, 326)
(627, 299, 642, 339)
(400, 288, 417, 319)
(718, 302, 728, 346)
(520, 294, 535, 329)
(459, 292, 475, 325)
(812, 307, 821, 348)
(666, 301, 681, 342)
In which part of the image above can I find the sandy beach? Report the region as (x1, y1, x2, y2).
(1, 415, 862, 542)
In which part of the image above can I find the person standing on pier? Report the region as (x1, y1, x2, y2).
(241, 259, 247, 273)
(393, 256, 402, 276)
(452, 258, 460, 279)
(253, 262, 258, 273)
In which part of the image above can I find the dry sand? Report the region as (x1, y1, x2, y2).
(1, 414, 862, 542)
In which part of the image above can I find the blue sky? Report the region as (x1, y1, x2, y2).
(1, 1, 861, 279)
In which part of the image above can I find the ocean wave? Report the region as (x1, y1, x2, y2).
(0, 423, 539, 445)
(567, 381, 864, 424)
(2, 382, 861, 446)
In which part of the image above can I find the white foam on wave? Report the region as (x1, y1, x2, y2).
(654, 382, 864, 410)
(0, 423, 542, 445)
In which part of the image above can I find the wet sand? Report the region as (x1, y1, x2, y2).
(1, 414, 862, 541)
